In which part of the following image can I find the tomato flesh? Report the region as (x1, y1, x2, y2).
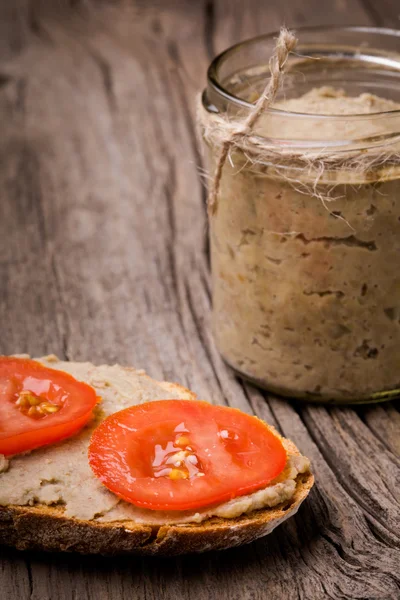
(0, 357, 98, 456)
(89, 400, 287, 511)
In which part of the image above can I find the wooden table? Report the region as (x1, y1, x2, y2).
(1, 1, 399, 599)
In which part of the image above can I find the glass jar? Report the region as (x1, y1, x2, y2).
(201, 26, 400, 403)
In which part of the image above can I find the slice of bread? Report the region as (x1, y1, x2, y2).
(0, 357, 314, 556)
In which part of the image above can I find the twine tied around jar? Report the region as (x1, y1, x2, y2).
(205, 28, 297, 216)
(198, 28, 400, 219)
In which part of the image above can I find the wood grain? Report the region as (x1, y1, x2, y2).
(0, 1, 399, 599)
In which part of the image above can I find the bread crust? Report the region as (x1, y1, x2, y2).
(0, 365, 314, 556)
(0, 475, 313, 556)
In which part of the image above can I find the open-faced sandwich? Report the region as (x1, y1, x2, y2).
(0, 355, 313, 555)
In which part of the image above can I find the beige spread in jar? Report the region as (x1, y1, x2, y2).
(210, 87, 400, 402)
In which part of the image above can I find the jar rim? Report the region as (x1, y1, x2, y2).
(207, 25, 400, 120)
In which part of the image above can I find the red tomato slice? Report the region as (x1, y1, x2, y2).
(0, 357, 98, 456)
(89, 400, 287, 511)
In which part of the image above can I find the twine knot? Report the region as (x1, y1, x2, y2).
(206, 28, 297, 216)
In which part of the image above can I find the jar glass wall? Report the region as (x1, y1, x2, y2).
(202, 27, 400, 403)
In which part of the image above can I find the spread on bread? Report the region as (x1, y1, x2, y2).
(88, 400, 287, 511)
(0, 356, 311, 525)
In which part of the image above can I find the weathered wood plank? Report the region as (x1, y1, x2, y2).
(358, 0, 400, 26)
(211, 0, 371, 54)
(361, 403, 400, 456)
(0, 1, 399, 600)
(0, 550, 31, 600)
